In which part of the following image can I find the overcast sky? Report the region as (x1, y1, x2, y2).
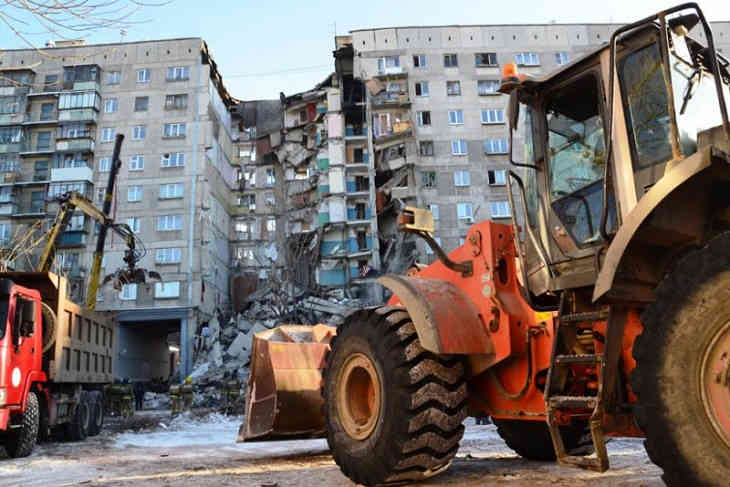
(1, 0, 730, 100)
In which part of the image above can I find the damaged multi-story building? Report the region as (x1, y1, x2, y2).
(0, 38, 238, 381)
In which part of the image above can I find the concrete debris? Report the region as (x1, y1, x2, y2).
(143, 392, 171, 410)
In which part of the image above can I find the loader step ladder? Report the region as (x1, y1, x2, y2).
(544, 305, 614, 472)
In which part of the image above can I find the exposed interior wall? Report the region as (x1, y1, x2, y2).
(115, 323, 174, 381)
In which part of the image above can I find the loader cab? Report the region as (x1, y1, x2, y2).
(505, 6, 730, 302)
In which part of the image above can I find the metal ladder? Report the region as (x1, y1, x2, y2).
(544, 304, 617, 472)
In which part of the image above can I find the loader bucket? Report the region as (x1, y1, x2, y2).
(238, 324, 337, 442)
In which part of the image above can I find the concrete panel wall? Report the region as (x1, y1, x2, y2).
(116, 324, 172, 381)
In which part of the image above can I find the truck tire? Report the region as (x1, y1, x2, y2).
(323, 307, 467, 486)
(493, 418, 591, 461)
(632, 232, 730, 486)
(87, 393, 104, 437)
(68, 393, 91, 441)
(5, 391, 39, 458)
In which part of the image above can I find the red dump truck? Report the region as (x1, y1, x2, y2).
(0, 272, 114, 457)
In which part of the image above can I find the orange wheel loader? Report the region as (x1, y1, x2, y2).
(243, 4, 730, 486)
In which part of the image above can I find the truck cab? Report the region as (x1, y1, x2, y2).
(0, 279, 44, 431)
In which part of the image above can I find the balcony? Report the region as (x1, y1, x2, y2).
(19, 142, 53, 157)
(71, 81, 100, 93)
(0, 86, 30, 97)
(371, 90, 410, 108)
(0, 112, 26, 126)
(374, 121, 413, 148)
(56, 136, 94, 153)
(374, 66, 406, 78)
(23, 112, 59, 125)
(344, 126, 367, 140)
(0, 167, 21, 185)
(58, 108, 97, 123)
(51, 166, 93, 183)
(12, 204, 46, 218)
(0, 202, 17, 216)
(58, 231, 87, 248)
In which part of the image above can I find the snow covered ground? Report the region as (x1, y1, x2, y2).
(0, 414, 663, 486)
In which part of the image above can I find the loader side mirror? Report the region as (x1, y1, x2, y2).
(508, 91, 520, 131)
(398, 207, 435, 234)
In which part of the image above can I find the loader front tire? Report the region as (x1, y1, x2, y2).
(633, 232, 730, 486)
(323, 307, 467, 486)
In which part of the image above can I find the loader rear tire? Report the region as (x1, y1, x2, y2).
(323, 307, 467, 486)
(493, 418, 591, 461)
(4, 391, 39, 458)
(633, 232, 730, 487)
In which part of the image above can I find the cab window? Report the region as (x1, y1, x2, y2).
(546, 74, 607, 247)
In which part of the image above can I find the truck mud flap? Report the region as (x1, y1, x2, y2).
(238, 324, 336, 442)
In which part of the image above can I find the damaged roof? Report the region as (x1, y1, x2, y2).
(234, 99, 283, 138)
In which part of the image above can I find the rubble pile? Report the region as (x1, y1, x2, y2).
(143, 392, 171, 410)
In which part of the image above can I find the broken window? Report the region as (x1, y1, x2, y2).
(419, 140, 434, 156)
(356, 231, 368, 251)
(488, 169, 507, 186)
(516, 52, 540, 66)
(355, 203, 367, 220)
(353, 148, 364, 163)
(354, 176, 368, 192)
(417, 111, 431, 126)
(265, 168, 275, 186)
(429, 204, 439, 220)
(414, 81, 429, 97)
(446, 81, 461, 96)
(422, 171, 437, 188)
(454, 171, 471, 186)
(413, 54, 427, 68)
(443, 54, 458, 67)
(475, 52, 498, 67)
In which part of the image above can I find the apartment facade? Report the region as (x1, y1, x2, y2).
(347, 22, 730, 261)
(0, 38, 238, 380)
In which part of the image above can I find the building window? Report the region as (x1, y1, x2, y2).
(163, 123, 186, 138)
(265, 168, 275, 186)
(166, 66, 190, 81)
(165, 94, 188, 110)
(475, 52, 498, 67)
(136, 68, 151, 83)
(477, 80, 500, 96)
(429, 204, 439, 220)
(159, 183, 184, 199)
(417, 111, 431, 126)
(127, 185, 142, 202)
(156, 247, 182, 263)
(489, 200, 511, 218)
(376, 56, 400, 74)
(161, 152, 185, 167)
(106, 71, 121, 85)
(240, 194, 256, 210)
(0, 223, 11, 244)
(157, 214, 183, 231)
(37, 131, 51, 150)
(98, 157, 111, 172)
(40, 102, 55, 121)
(457, 202, 473, 222)
(134, 96, 149, 112)
(103, 97, 118, 113)
(419, 140, 434, 156)
(446, 81, 461, 96)
(451, 139, 468, 155)
(101, 127, 115, 143)
(0, 127, 22, 144)
(484, 138, 509, 154)
(481, 109, 505, 124)
(488, 169, 507, 186)
(555, 52, 570, 65)
(414, 81, 429, 97)
(129, 155, 144, 171)
(422, 171, 437, 188)
(44, 74, 59, 91)
(132, 125, 146, 140)
(516, 52, 540, 66)
(59, 91, 100, 110)
(443, 53, 458, 67)
(120, 284, 137, 300)
(126, 217, 140, 233)
(155, 281, 180, 299)
(34, 160, 49, 181)
(448, 110, 464, 125)
(266, 217, 276, 232)
(413, 54, 427, 68)
(454, 170, 471, 186)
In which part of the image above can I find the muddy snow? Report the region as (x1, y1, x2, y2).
(0, 414, 663, 486)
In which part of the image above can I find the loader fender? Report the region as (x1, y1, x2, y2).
(593, 146, 725, 302)
(377, 274, 495, 355)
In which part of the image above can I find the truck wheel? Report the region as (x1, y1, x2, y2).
(633, 232, 730, 486)
(68, 393, 91, 441)
(323, 307, 467, 486)
(87, 394, 104, 437)
(493, 418, 591, 461)
(5, 391, 39, 458)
